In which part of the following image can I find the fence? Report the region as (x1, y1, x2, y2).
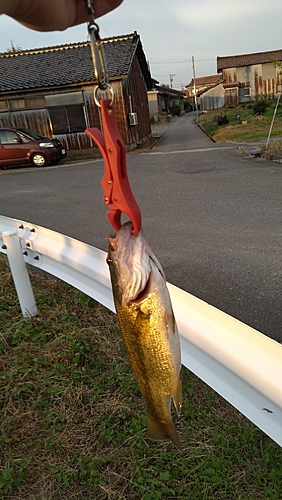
(1, 214, 282, 447)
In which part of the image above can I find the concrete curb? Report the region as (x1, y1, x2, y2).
(260, 151, 282, 163)
(196, 122, 216, 143)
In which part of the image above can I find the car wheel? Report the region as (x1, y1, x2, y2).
(31, 153, 47, 167)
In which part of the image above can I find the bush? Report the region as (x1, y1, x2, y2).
(217, 114, 229, 126)
(253, 100, 268, 115)
(184, 101, 192, 112)
(171, 104, 181, 116)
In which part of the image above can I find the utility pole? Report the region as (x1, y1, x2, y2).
(169, 73, 175, 88)
(266, 86, 282, 148)
(192, 56, 199, 120)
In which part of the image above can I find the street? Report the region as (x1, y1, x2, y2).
(1, 112, 282, 342)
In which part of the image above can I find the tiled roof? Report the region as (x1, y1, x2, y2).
(153, 85, 184, 96)
(217, 49, 282, 72)
(0, 32, 152, 92)
(186, 74, 222, 88)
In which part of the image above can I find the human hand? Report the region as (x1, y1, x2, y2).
(1, 0, 123, 31)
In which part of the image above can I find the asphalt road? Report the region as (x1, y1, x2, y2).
(1, 113, 282, 342)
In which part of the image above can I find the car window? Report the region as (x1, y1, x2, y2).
(18, 128, 45, 140)
(17, 132, 31, 143)
(0, 130, 20, 144)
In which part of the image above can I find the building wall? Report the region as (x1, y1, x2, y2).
(222, 63, 281, 102)
(147, 92, 159, 115)
(123, 56, 151, 145)
(199, 84, 225, 111)
(0, 107, 52, 138)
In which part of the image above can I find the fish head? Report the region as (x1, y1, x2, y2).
(107, 221, 152, 307)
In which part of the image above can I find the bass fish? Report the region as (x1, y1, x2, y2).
(107, 221, 182, 450)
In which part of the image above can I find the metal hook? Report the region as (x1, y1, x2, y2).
(88, 22, 110, 91)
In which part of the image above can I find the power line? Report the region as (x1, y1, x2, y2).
(150, 57, 215, 65)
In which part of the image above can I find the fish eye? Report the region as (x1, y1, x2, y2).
(106, 257, 113, 265)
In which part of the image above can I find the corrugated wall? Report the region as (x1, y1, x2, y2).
(0, 108, 52, 137)
(199, 85, 225, 111)
(54, 131, 94, 150)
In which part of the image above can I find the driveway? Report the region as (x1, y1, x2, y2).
(1, 113, 282, 342)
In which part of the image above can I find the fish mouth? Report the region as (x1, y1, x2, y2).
(108, 222, 161, 307)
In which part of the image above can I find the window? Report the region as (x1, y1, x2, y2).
(25, 97, 45, 109)
(9, 99, 25, 110)
(0, 130, 20, 144)
(66, 105, 86, 133)
(7, 97, 45, 111)
(17, 128, 45, 140)
(0, 100, 8, 111)
(48, 104, 86, 134)
(17, 131, 35, 143)
(242, 87, 251, 97)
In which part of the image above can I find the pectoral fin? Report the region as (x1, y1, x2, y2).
(172, 376, 182, 417)
(165, 310, 177, 335)
(147, 412, 182, 451)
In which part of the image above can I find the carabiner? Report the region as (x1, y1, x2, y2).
(87, 4, 109, 91)
(86, 99, 142, 235)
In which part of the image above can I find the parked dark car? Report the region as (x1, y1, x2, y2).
(0, 127, 66, 167)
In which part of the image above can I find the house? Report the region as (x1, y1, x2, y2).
(147, 84, 184, 118)
(0, 32, 153, 151)
(198, 83, 225, 111)
(185, 74, 223, 99)
(217, 49, 282, 105)
(184, 74, 224, 111)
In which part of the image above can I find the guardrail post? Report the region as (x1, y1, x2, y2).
(2, 230, 38, 317)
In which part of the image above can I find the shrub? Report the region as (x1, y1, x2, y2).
(217, 114, 229, 126)
(184, 101, 192, 112)
(171, 104, 181, 116)
(253, 100, 268, 115)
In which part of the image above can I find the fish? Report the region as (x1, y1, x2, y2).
(107, 221, 182, 450)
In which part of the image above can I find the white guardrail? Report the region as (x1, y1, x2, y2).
(1, 214, 282, 447)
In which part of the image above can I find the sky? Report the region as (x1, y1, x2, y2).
(1, 0, 282, 90)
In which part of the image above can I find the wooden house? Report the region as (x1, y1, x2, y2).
(0, 32, 153, 151)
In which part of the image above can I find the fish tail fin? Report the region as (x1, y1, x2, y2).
(147, 413, 182, 451)
(172, 377, 182, 417)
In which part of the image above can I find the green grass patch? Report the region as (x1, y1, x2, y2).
(1, 253, 282, 499)
(198, 101, 282, 148)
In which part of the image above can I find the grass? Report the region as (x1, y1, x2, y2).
(1, 252, 282, 499)
(198, 100, 282, 148)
